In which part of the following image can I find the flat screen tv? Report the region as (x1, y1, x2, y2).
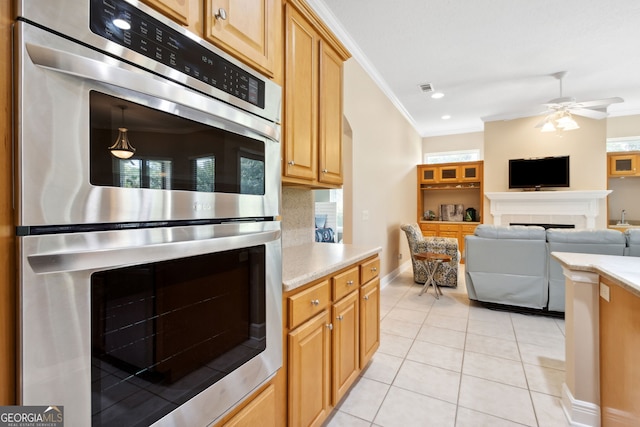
(508, 156, 570, 189)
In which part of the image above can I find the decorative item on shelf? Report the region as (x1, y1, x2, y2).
(464, 207, 477, 222)
(440, 204, 464, 222)
(423, 210, 436, 221)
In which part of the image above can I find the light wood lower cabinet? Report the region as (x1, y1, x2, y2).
(360, 277, 380, 367)
(288, 309, 332, 427)
(222, 384, 276, 427)
(331, 290, 359, 404)
(599, 277, 640, 426)
(285, 255, 380, 427)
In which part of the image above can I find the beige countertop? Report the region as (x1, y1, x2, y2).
(282, 243, 382, 292)
(551, 252, 640, 298)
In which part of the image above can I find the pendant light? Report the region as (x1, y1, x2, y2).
(109, 106, 136, 159)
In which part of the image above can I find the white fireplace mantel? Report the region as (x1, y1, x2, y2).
(485, 190, 612, 229)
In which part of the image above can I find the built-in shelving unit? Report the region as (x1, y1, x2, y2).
(416, 161, 483, 254)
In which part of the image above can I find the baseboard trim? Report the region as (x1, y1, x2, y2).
(380, 260, 411, 289)
(561, 383, 600, 427)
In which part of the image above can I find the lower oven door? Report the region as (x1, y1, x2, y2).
(18, 221, 282, 427)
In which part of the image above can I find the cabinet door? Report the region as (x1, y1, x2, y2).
(288, 310, 331, 427)
(318, 41, 343, 186)
(223, 384, 276, 427)
(438, 165, 459, 182)
(360, 278, 380, 368)
(331, 291, 359, 405)
(204, 0, 276, 77)
(419, 166, 438, 184)
(609, 154, 638, 176)
(284, 5, 318, 182)
(141, 0, 200, 33)
(460, 163, 481, 182)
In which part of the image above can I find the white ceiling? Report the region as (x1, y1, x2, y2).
(307, 0, 640, 137)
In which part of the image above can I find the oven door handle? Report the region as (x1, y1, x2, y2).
(27, 229, 280, 274)
(24, 41, 280, 142)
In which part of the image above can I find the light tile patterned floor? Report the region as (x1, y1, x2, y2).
(324, 266, 569, 427)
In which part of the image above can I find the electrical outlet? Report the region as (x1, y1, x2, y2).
(599, 282, 610, 302)
(362, 210, 369, 221)
(398, 253, 403, 259)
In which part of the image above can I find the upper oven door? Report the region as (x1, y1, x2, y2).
(14, 20, 281, 227)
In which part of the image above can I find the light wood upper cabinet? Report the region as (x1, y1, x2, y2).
(283, 0, 350, 188)
(142, 0, 190, 26)
(608, 153, 639, 177)
(283, 4, 318, 181)
(318, 41, 343, 186)
(204, 0, 277, 77)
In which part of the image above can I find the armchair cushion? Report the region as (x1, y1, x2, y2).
(401, 223, 459, 287)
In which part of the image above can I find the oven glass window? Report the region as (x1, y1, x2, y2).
(89, 91, 265, 195)
(91, 245, 266, 427)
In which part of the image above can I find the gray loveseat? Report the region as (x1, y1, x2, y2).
(464, 225, 638, 313)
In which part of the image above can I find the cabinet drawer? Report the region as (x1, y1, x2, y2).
(332, 267, 360, 301)
(420, 223, 438, 232)
(439, 231, 459, 239)
(439, 224, 461, 232)
(360, 257, 380, 285)
(461, 224, 477, 233)
(288, 280, 330, 328)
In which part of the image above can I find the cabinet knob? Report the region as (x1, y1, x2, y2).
(214, 8, 227, 21)
(322, 169, 328, 173)
(347, 280, 354, 286)
(311, 299, 320, 306)
(288, 160, 295, 166)
(336, 315, 344, 321)
(364, 295, 369, 301)
(326, 323, 333, 330)
(371, 267, 377, 272)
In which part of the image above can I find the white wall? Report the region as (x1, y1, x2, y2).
(423, 131, 484, 160)
(342, 58, 422, 278)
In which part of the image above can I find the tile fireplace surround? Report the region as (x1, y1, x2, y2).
(485, 190, 612, 229)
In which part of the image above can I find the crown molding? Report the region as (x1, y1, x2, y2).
(304, 0, 419, 132)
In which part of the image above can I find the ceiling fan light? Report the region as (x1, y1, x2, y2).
(541, 121, 556, 132)
(556, 114, 579, 130)
(559, 119, 580, 131)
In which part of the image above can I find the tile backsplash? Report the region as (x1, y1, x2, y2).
(281, 187, 314, 248)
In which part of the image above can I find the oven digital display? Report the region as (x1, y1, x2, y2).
(89, 0, 265, 108)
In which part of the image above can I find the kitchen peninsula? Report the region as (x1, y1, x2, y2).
(551, 252, 640, 427)
(282, 243, 381, 426)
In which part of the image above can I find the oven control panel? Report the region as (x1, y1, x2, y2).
(90, 0, 265, 108)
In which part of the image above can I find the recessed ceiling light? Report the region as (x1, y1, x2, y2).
(431, 92, 444, 99)
(441, 115, 451, 120)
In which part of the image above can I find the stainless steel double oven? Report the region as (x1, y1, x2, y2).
(14, 1, 282, 426)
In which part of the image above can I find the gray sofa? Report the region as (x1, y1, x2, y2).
(465, 225, 637, 313)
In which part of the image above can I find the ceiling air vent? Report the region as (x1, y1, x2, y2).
(419, 83, 434, 93)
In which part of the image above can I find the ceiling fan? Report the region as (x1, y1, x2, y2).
(535, 71, 624, 132)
